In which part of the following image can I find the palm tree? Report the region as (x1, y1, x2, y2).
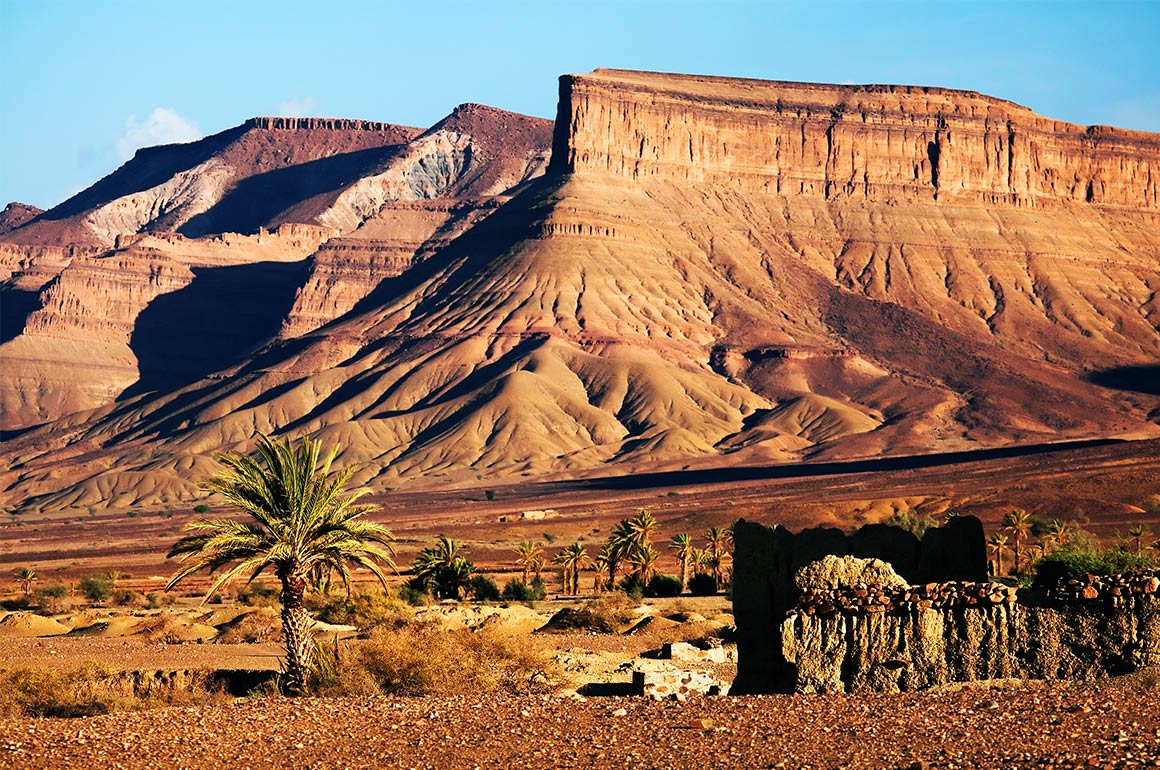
(625, 543, 660, 585)
(12, 566, 37, 596)
(591, 554, 609, 594)
(553, 543, 587, 596)
(1040, 519, 1070, 554)
(670, 533, 694, 592)
(1128, 525, 1152, 556)
(514, 540, 542, 586)
(605, 520, 634, 586)
(167, 434, 395, 694)
(988, 533, 1009, 577)
(705, 527, 729, 590)
(1003, 509, 1033, 575)
(412, 536, 475, 600)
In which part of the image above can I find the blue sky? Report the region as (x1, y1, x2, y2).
(2, 0, 1158, 209)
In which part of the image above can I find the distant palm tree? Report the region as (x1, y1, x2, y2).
(553, 543, 587, 596)
(1038, 519, 1071, 554)
(988, 532, 1009, 577)
(167, 434, 394, 694)
(670, 533, 694, 592)
(625, 543, 660, 585)
(412, 535, 475, 600)
(1125, 525, 1151, 556)
(515, 540, 543, 586)
(1003, 509, 1033, 575)
(591, 554, 609, 594)
(705, 527, 729, 590)
(12, 566, 37, 596)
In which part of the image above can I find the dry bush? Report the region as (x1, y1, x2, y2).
(216, 608, 282, 644)
(0, 665, 229, 718)
(323, 624, 561, 696)
(310, 589, 411, 630)
(135, 615, 189, 645)
(542, 593, 640, 633)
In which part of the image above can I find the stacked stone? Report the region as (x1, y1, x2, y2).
(793, 580, 1019, 617)
(631, 669, 727, 700)
(1048, 570, 1160, 605)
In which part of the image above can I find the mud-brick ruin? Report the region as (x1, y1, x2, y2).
(731, 517, 1160, 694)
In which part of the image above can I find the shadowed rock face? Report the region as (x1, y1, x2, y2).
(2, 70, 1159, 513)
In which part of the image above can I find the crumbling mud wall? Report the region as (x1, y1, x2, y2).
(732, 515, 1160, 693)
(781, 592, 1160, 694)
(731, 516, 986, 693)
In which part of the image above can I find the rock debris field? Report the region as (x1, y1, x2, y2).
(4, 682, 1160, 769)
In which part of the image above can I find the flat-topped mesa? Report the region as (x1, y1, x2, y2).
(243, 117, 405, 132)
(550, 68, 1160, 208)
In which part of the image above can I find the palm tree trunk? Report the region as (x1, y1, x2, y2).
(279, 572, 315, 695)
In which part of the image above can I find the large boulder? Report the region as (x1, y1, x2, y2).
(794, 555, 909, 593)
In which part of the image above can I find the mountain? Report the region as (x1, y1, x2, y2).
(2, 69, 1158, 514)
(0, 106, 553, 432)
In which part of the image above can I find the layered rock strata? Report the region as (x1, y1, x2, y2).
(552, 69, 1158, 208)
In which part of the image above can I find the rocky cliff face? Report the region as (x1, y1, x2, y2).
(0, 119, 421, 248)
(552, 69, 1159, 208)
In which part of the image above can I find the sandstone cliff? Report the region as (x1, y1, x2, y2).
(552, 69, 1158, 208)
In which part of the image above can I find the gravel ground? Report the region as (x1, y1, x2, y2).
(3, 682, 1159, 769)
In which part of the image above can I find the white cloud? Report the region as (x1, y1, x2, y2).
(275, 97, 319, 117)
(115, 108, 202, 161)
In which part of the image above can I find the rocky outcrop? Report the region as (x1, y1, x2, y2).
(0, 202, 43, 235)
(552, 69, 1159, 208)
(0, 118, 420, 247)
(0, 230, 324, 431)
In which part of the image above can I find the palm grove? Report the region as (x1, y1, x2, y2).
(167, 435, 734, 694)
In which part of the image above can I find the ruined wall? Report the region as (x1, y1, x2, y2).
(731, 516, 988, 694)
(552, 69, 1159, 208)
(783, 594, 1160, 694)
(733, 514, 1160, 693)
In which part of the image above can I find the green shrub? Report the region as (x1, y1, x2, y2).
(467, 575, 501, 602)
(617, 575, 645, 600)
(112, 589, 143, 607)
(501, 578, 546, 603)
(236, 583, 279, 607)
(397, 583, 433, 607)
(645, 574, 683, 598)
(688, 573, 718, 596)
(1035, 542, 1157, 585)
(192, 504, 212, 514)
(34, 583, 70, 614)
(79, 575, 113, 604)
